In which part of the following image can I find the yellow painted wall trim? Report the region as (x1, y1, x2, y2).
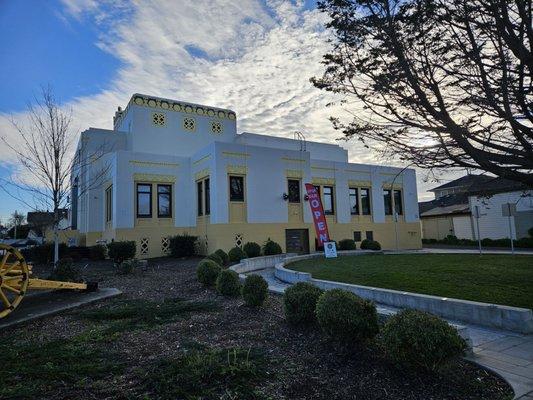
(282, 157, 306, 163)
(194, 168, 210, 180)
(193, 154, 211, 165)
(312, 177, 335, 185)
(382, 183, 403, 190)
(129, 160, 179, 167)
(222, 151, 250, 158)
(348, 180, 372, 187)
(345, 169, 371, 174)
(285, 169, 304, 178)
(311, 166, 337, 172)
(133, 173, 176, 183)
(226, 165, 248, 174)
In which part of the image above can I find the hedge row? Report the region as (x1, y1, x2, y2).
(423, 234, 533, 248)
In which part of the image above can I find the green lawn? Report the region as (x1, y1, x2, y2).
(289, 254, 533, 310)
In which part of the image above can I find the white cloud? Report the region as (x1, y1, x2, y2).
(0, 0, 465, 206)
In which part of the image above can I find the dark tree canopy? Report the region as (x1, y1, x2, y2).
(312, 0, 533, 185)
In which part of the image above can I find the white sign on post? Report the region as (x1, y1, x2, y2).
(502, 203, 517, 217)
(324, 241, 338, 258)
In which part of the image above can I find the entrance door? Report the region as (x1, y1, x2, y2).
(285, 229, 310, 254)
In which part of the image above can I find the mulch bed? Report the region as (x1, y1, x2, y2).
(2, 257, 514, 400)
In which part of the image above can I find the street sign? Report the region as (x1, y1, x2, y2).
(324, 241, 338, 258)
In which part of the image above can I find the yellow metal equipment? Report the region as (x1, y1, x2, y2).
(0, 243, 88, 319)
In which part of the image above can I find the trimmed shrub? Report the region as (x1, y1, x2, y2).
(48, 257, 81, 282)
(516, 237, 533, 248)
(117, 259, 138, 275)
(169, 234, 198, 257)
(316, 289, 379, 344)
(262, 238, 282, 255)
(338, 239, 356, 251)
(241, 274, 268, 307)
(360, 239, 381, 250)
(89, 245, 107, 260)
(442, 235, 459, 245)
(528, 227, 533, 238)
(197, 259, 222, 286)
(206, 252, 223, 265)
(228, 246, 247, 263)
(381, 309, 466, 372)
(214, 249, 229, 266)
(216, 269, 241, 296)
(283, 282, 323, 325)
(107, 241, 136, 264)
(243, 242, 261, 258)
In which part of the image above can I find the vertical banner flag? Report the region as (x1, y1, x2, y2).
(305, 183, 330, 247)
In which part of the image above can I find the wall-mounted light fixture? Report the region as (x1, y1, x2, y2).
(282, 193, 289, 201)
(304, 194, 309, 201)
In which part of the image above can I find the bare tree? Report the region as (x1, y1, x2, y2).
(1, 87, 109, 266)
(8, 211, 25, 239)
(312, 0, 533, 185)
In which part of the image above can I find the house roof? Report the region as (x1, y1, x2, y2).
(27, 209, 68, 227)
(468, 176, 530, 196)
(420, 203, 471, 217)
(430, 174, 493, 192)
(418, 193, 469, 216)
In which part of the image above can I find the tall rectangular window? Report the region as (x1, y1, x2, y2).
(197, 181, 203, 216)
(229, 176, 244, 202)
(105, 185, 112, 222)
(353, 231, 362, 242)
(349, 188, 359, 215)
(384, 189, 393, 215)
(157, 184, 171, 217)
(394, 189, 403, 215)
(366, 231, 374, 241)
(136, 184, 152, 218)
(361, 188, 371, 215)
(205, 178, 210, 215)
(323, 186, 334, 215)
(288, 179, 300, 203)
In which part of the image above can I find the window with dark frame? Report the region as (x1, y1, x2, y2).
(323, 186, 334, 215)
(157, 184, 172, 218)
(394, 189, 403, 215)
(383, 189, 393, 215)
(349, 187, 359, 215)
(105, 185, 112, 222)
(197, 181, 203, 216)
(361, 188, 371, 215)
(205, 178, 210, 215)
(136, 184, 152, 217)
(353, 231, 362, 242)
(229, 176, 244, 202)
(366, 231, 374, 241)
(288, 179, 301, 203)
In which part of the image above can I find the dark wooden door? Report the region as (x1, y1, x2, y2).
(285, 229, 310, 254)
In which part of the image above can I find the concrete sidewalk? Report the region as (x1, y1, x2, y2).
(249, 267, 533, 399)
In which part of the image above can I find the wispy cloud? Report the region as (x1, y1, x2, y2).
(0, 0, 460, 208)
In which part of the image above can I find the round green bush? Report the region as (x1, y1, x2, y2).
(316, 289, 379, 343)
(214, 249, 229, 266)
(243, 242, 261, 258)
(197, 259, 222, 287)
(48, 258, 82, 282)
(216, 269, 241, 296)
(206, 252, 223, 265)
(262, 239, 282, 255)
(381, 309, 466, 372)
(360, 239, 381, 250)
(283, 282, 323, 325)
(241, 274, 269, 307)
(228, 246, 247, 263)
(338, 239, 356, 250)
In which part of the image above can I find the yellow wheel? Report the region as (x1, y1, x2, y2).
(0, 244, 29, 319)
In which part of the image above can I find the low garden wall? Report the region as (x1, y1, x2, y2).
(275, 253, 533, 334)
(230, 253, 297, 275)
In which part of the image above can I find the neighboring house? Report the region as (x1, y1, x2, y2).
(419, 175, 532, 240)
(27, 209, 69, 243)
(69, 93, 422, 258)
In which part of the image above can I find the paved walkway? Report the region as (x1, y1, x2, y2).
(249, 267, 533, 399)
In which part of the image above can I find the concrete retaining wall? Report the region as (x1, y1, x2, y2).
(230, 253, 297, 275)
(275, 254, 533, 334)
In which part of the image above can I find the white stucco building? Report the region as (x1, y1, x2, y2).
(69, 94, 422, 258)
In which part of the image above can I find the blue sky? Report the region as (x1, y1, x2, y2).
(0, 0, 442, 225)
